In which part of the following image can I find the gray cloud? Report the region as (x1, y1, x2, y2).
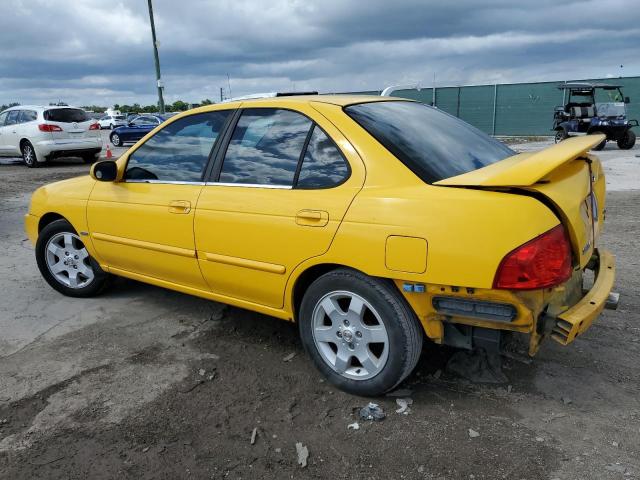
(0, 0, 638, 107)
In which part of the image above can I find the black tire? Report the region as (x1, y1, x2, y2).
(617, 129, 636, 150)
(21, 141, 39, 168)
(554, 129, 568, 143)
(109, 123, 114, 130)
(35, 219, 111, 298)
(81, 152, 100, 164)
(590, 131, 607, 151)
(110, 133, 121, 147)
(299, 268, 423, 396)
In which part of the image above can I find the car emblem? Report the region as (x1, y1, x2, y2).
(73, 122, 78, 129)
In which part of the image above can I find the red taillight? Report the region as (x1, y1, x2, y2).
(89, 123, 100, 130)
(493, 225, 572, 290)
(38, 124, 63, 132)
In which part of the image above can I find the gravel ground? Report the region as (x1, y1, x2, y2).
(0, 139, 638, 479)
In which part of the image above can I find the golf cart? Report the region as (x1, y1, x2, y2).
(553, 82, 637, 150)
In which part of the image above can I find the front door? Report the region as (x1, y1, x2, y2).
(87, 109, 233, 290)
(194, 106, 365, 308)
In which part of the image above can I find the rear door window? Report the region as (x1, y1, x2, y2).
(19, 110, 37, 123)
(219, 108, 312, 186)
(44, 108, 90, 123)
(125, 110, 232, 182)
(296, 126, 349, 188)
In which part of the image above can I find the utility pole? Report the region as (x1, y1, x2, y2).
(147, 0, 165, 114)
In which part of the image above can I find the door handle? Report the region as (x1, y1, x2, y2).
(296, 209, 328, 227)
(168, 200, 191, 214)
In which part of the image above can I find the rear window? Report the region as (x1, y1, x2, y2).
(44, 108, 90, 123)
(344, 101, 514, 183)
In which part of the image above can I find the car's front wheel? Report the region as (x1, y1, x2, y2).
(21, 141, 39, 168)
(617, 129, 636, 150)
(36, 219, 110, 297)
(299, 268, 423, 396)
(554, 129, 568, 143)
(111, 133, 121, 147)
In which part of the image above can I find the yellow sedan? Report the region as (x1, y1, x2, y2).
(24, 95, 617, 395)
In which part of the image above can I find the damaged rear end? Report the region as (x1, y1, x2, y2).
(436, 135, 618, 353)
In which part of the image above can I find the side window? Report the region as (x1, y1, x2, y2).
(296, 127, 350, 188)
(0, 111, 8, 126)
(125, 110, 231, 182)
(5, 111, 20, 125)
(134, 116, 156, 126)
(20, 110, 37, 123)
(219, 108, 312, 186)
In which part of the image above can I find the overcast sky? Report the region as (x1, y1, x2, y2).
(1, 0, 638, 107)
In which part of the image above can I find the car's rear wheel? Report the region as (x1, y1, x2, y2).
(617, 129, 636, 150)
(111, 133, 122, 147)
(590, 130, 607, 150)
(299, 268, 423, 396)
(109, 123, 114, 130)
(81, 152, 100, 164)
(554, 129, 568, 143)
(36, 219, 110, 297)
(21, 141, 39, 168)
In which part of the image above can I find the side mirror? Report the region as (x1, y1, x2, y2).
(625, 96, 630, 104)
(91, 160, 118, 182)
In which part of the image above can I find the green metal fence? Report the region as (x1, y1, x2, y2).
(349, 76, 640, 136)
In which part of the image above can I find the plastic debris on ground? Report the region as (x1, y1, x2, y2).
(359, 402, 386, 421)
(295, 442, 309, 468)
(347, 422, 360, 430)
(395, 398, 413, 415)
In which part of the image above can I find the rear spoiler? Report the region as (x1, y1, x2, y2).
(435, 135, 605, 187)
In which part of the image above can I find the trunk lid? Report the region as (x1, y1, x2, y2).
(43, 108, 97, 141)
(435, 135, 606, 268)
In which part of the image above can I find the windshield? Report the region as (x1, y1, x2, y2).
(345, 101, 514, 183)
(596, 102, 626, 117)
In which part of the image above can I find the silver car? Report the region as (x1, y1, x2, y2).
(0, 106, 102, 167)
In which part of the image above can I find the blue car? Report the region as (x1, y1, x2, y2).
(109, 114, 166, 147)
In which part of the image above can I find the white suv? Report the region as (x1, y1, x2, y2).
(0, 106, 102, 167)
(97, 114, 127, 130)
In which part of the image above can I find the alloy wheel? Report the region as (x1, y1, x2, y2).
(45, 232, 95, 289)
(23, 144, 35, 166)
(311, 291, 389, 380)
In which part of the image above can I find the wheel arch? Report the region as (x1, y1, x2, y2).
(38, 212, 68, 232)
(289, 262, 410, 323)
(291, 263, 344, 322)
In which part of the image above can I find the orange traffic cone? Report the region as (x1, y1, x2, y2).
(106, 143, 113, 159)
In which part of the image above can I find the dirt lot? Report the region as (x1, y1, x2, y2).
(0, 140, 639, 479)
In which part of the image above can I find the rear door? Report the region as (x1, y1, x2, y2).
(194, 105, 365, 308)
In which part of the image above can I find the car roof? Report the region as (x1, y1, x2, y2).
(237, 94, 398, 107)
(3, 105, 85, 112)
